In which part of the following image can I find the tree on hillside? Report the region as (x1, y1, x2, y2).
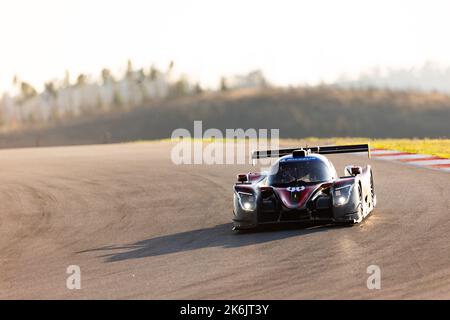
(193, 82, 203, 95)
(220, 77, 228, 92)
(168, 60, 174, 73)
(171, 75, 190, 97)
(20, 82, 37, 100)
(137, 68, 145, 83)
(101, 68, 114, 84)
(126, 59, 133, 78)
(76, 74, 87, 87)
(149, 64, 159, 80)
(45, 81, 57, 97)
(63, 70, 70, 87)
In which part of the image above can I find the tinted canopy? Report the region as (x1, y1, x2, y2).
(268, 157, 332, 186)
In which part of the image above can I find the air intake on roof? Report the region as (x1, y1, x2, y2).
(293, 149, 308, 157)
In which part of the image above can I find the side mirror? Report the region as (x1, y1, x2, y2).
(237, 174, 248, 183)
(344, 165, 362, 176)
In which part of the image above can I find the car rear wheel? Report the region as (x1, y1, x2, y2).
(357, 183, 364, 220)
(370, 172, 375, 200)
(370, 171, 377, 208)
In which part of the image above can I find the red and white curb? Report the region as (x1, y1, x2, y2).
(369, 149, 450, 173)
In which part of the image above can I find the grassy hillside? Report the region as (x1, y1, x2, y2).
(0, 86, 449, 148)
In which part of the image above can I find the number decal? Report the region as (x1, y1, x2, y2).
(287, 186, 305, 192)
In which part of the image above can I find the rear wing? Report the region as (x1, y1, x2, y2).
(251, 144, 370, 159)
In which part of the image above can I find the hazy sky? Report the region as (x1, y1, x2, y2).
(1, 0, 450, 93)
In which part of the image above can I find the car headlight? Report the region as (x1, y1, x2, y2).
(236, 192, 256, 211)
(334, 184, 353, 206)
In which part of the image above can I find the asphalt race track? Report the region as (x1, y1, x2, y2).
(1, 141, 449, 299)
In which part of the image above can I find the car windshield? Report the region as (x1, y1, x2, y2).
(268, 158, 332, 186)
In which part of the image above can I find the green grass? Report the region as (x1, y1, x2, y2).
(331, 138, 450, 159)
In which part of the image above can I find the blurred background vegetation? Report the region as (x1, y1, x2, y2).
(0, 59, 449, 149)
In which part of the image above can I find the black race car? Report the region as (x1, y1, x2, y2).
(232, 144, 376, 230)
